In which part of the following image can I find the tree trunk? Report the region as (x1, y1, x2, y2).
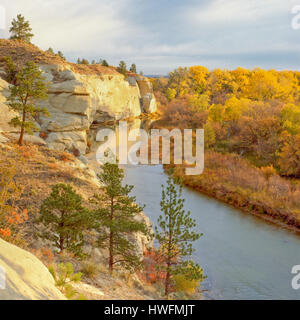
(59, 211, 65, 253)
(109, 230, 114, 274)
(18, 109, 26, 146)
(59, 237, 64, 253)
(164, 263, 171, 299)
(108, 197, 114, 274)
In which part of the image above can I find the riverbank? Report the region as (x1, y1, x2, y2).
(164, 150, 300, 234)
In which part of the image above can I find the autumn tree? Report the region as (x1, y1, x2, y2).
(9, 14, 34, 43)
(280, 103, 300, 135)
(189, 65, 209, 95)
(167, 67, 191, 98)
(155, 173, 205, 298)
(39, 184, 92, 256)
(91, 163, 151, 273)
(278, 133, 300, 177)
(6, 60, 49, 145)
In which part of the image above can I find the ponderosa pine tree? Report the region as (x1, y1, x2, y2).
(101, 59, 109, 67)
(129, 64, 137, 74)
(46, 47, 55, 55)
(9, 14, 34, 43)
(155, 172, 206, 298)
(117, 61, 127, 76)
(6, 59, 49, 146)
(39, 184, 92, 256)
(90, 163, 151, 273)
(57, 51, 66, 60)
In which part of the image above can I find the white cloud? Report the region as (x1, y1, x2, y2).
(186, 0, 289, 25)
(0, 0, 298, 73)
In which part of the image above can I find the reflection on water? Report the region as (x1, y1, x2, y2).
(88, 121, 300, 300)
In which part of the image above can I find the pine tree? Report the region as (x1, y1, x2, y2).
(39, 184, 92, 256)
(130, 64, 137, 74)
(46, 48, 55, 55)
(4, 56, 18, 85)
(101, 59, 109, 67)
(9, 14, 34, 43)
(117, 61, 127, 76)
(57, 51, 66, 60)
(6, 59, 49, 146)
(155, 172, 206, 298)
(90, 163, 151, 273)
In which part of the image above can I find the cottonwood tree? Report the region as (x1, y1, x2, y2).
(155, 172, 205, 298)
(6, 59, 49, 145)
(91, 163, 151, 274)
(9, 14, 34, 43)
(39, 184, 92, 256)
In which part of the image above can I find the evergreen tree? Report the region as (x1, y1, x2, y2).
(4, 56, 18, 85)
(46, 48, 55, 55)
(155, 172, 206, 298)
(101, 59, 109, 67)
(57, 51, 66, 60)
(129, 64, 137, 74)
(39, 184, 92, 256)
(90, 163, 151, 273)
(117, 61, 127, 76)
(9, 14, 34, 43)
(6, 59, 49, 145)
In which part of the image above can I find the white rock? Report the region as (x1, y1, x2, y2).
(0, 239, 66, 300)
(46, 131, 87, 154)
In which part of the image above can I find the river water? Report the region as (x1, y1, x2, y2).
(89, 120, 300, 300)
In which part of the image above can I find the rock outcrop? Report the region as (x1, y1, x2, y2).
(0, 63, 157, 154)
(0, 239, 66, 300)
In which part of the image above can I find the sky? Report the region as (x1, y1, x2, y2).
(0, 0, 299, 74)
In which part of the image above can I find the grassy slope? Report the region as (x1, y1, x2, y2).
(0, 141, 160, 300)
(0, 39, 119, 76)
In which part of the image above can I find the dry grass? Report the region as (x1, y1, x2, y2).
(0, 39, 119, 76)
(0, 142, 99, 247)
(168, 151, 300, 230)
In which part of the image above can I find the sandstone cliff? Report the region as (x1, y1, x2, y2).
(0, 40, 157, 154)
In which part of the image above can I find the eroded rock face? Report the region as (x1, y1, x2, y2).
(0, 64, 157, 154)
(0, 79, 18, 134)
(38, 65, 156, 154)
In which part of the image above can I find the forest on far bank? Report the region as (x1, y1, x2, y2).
(151, 66, 300, 228)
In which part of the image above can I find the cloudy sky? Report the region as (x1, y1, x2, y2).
(0, 0, 299, 74)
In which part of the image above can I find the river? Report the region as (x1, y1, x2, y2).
(89, 121, 300, 300)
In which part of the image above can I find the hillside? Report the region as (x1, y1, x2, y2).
(0, 39, 157, 156)
(0, 141, 158, 300)
(0, 39, 118, 76)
